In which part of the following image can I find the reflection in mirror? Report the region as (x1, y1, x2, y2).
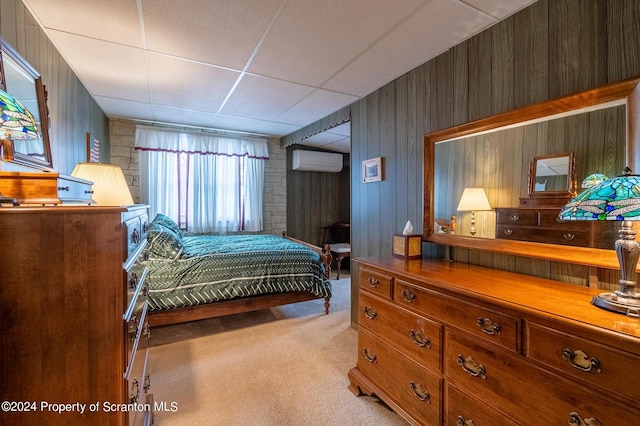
(0, 38, 53, 170)
(433, 106, 625, 239)
(424, 76, 640, 269)
(529, 152, 575, 196)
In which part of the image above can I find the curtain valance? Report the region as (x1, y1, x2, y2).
(135, 126, 269, 159)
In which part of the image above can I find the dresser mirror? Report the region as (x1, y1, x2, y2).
(0, 38, 53, 170)
(528, 152, 575, 197)
(423, 76, 640, 269)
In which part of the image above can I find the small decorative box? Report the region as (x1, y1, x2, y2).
(392, 234, 422, 260)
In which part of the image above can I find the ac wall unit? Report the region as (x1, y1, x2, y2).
(292, 150, 343, 172)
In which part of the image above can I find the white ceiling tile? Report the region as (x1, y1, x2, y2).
(220, 74, 315, 121)
(95, 96, 153, 121)
(48, 30, 150, 101)
(147, 54, 240, 113)
(249, 0, 425, 86)
(323, 0, 496, 96)
(142, 0, 282, 69)
(23, 0, 143, 48)
(275, 89, 359, 126)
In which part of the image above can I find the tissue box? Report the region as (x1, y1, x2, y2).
(392, 234, 422, 260)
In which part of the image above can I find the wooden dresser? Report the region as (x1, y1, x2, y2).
(495, 207, 618, 249)
(0, 205, 153, 425)
(348, 257, 640, 425)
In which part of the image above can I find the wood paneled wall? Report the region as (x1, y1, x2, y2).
(348, 0, 640, 323)
(0, 0, 108, 174)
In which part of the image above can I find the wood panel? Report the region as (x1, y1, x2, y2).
(0, 0, 108, 174)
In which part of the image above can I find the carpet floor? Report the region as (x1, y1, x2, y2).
(148, 275, 408, 425)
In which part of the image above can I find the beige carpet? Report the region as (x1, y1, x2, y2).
(148, 275, 408, 425)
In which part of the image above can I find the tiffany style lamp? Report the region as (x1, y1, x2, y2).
(558, 167, 640, 316)
(0, 88, 39, 205)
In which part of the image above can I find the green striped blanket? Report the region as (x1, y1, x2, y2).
(144, 234, 331, 312)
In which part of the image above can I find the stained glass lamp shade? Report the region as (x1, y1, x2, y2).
(0, 89, 39, 140)
(558, 167, 640, 316)
(581, 172, 608, 189)
(0, 88, 40, 205)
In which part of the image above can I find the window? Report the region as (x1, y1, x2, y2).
(135, 126, 268, 233)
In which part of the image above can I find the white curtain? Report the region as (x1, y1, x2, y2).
(136, 126, 268, 233)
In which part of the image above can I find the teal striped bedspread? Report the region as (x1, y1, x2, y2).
(144, 234, 332, 312)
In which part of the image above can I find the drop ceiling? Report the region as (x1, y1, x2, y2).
(21, 0, 537, 152)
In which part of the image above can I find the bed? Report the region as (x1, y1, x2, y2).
(143, 214, 333, 327)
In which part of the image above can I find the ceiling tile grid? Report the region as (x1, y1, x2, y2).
(21, 0, 538, 150)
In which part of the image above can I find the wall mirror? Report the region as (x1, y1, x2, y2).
(528, 152, 575, 197)
(0, 37, 53, 170)
(424, 76, 640, 269)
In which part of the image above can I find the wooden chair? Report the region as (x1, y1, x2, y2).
(322, 222, 350, 279)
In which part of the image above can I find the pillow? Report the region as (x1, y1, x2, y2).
(152, 213, 182, 236)
(147, 222, 183, 260)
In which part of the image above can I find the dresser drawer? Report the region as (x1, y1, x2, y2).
(359, 267, 393, 300)
(126, 259, 149, 309)
(446, 330, 636, 425)
(56, 174, 94, 204)
(394, 279, 521, 353)
(123, 208, 149, 261)
(526, 322, 640, 402)
(358, 329, 441, 425)
(358, 291, 441, 371)
(125, 298, 150, 377)
(446, 384, 520, 426)
(495, 209, 537, 226)
(125, 346, 151, 425)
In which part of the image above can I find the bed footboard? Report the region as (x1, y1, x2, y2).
(282, 231, 332, 280)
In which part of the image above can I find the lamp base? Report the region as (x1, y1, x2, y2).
(591, 292, 640, 317)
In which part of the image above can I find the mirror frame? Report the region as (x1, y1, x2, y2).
(0, 37, 53, 170)
(528, 152, 575, 198)
(424, 76, 640, 270)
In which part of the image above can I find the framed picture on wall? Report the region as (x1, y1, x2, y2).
(362, 157, 383, 183)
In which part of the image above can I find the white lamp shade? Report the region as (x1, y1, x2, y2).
(71, 162, 134, 206)
(457, 188, 491, 211)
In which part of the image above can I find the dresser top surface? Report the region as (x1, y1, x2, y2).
(356, 257, 640, 345)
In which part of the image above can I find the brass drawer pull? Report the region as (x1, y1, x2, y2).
(503, 229, 513, 236)
(363, 306, 377, 320)
(409, 329, 431, 348)
(57, 186, 69, 191)
(132, 229, 141, 244)
(362, 348, 377, 363)
(457, 354, 487, 379)
(409, 381, 430, 402)
(562, 349, 602, 373)
(563, 233, 576, 241)
(368, 277, 380, 288)
(401, 289, 416, 303)
(84, 189, 94, 194)
(143, 322, 151, 340)
(569, 412, 602, 426)
(476, 317, 501, 335)
(457, 416, 476, 426)
(509, 215, 520, 221)
(143, 221, 149, 233)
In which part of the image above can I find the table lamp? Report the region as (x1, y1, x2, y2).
(558, 167, 640, 316)
(0, 88, 40, 205)
(457, 188, 491, 236)
(71, 162, 134, 206)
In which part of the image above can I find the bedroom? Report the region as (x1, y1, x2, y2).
(2, 0, 640, 425)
